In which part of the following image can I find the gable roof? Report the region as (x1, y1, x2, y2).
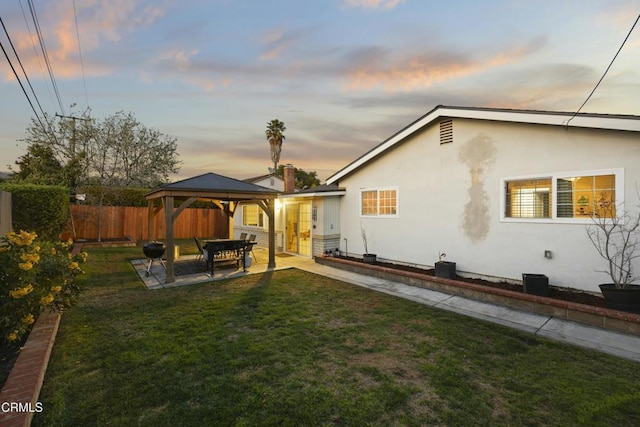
(145, 172, 279, 201)
(243, 173, 283, 184)
(278, 183, 346, 199)
(326, 105, 640, 185)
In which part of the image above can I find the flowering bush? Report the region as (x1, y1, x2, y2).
(0, 230, 86, 344)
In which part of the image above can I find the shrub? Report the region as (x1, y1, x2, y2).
(0, 184, 69, 240)
(0, 230, 85, 344)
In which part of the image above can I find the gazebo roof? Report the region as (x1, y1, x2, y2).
(145, 172, 279, 201)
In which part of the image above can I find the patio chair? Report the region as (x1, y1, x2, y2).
(193, 237, 208, 267)
(248, 234, 257, 261)
(239, 232, 247, 241)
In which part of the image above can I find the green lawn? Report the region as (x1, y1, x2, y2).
(34, 245, 640, 426)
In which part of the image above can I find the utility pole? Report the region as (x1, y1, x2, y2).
(55, 113, 91, 241)
(55, 113, 90, 156)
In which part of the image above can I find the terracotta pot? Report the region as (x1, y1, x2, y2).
(599, 284, 640, 313)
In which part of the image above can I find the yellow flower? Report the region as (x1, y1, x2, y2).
(51, 285, 62, 293)
(22, 314, 34, 325)
(7, 331, 18, 342)
(18, 261, 33, 271)
(51, 247, 57, 255)
(69, 261, 80, 271)
(10, 284, 33, 298)
(6, 230, 36, 246)
(40, 293, 54, 305)
(21, 252, 40, 264)
(78, 252, 88, 262)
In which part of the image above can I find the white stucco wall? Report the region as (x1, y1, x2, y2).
(336, 118, 640, 292)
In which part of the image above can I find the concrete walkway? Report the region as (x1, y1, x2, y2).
(133, 249, 640, 363)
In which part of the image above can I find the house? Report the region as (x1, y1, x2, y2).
(234, 165, 345, 256)
(324, 105, 640, 293)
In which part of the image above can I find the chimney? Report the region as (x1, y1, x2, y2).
(284, 164, 295, 193)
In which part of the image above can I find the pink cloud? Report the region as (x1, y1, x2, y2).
(344, 37, 546, 92)
(4, 1, 165, 81)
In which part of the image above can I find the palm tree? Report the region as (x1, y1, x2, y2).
(265, 119, 286, 171)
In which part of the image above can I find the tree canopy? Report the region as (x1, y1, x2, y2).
(12, 110, 181, 190)
(265, 119, 286, 172)
(276, 165, 320, 189)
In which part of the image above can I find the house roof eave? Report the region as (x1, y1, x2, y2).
(326, 105, 640, 185)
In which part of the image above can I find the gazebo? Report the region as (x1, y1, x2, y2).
(145, 172, 280, 283)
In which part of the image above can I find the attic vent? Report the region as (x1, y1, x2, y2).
(440, 120, 453, 145)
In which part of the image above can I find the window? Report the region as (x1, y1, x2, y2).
(242, 205, 264, 227)
(556, 174, 616, 218)
(360, 187, 398, 217)
(503, 169, 622, 222)
(506, 179, 551, 218)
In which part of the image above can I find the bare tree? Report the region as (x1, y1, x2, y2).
(14, 110, 181, 241)
(587, 193, 640, 288)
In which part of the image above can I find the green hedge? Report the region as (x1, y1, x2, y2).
(78, 186, 222, 209)
(79, 186, 150, 207)
(0, 184, 69, 241)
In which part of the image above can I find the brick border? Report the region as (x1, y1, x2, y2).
(316, 256, 640, 336)
(0, 312, 60, 426)
(0, 243, 84, 426)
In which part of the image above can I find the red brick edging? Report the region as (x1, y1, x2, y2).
(0, 312, 60, 426)
(0, 242, 82, 426)
(316, 256, 640, 336)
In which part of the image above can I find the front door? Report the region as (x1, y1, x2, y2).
(285, 202, 311, 256)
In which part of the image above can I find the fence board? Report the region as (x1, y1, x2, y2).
(63, 205, 228, 241)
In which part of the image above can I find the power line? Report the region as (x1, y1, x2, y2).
(0, 35, 46, 132)
(566, 13, 640, 126)
(27, 0, 65, 116)
(72, 0, 89, 110)
(0, 16, 47, 122)
(19, 0, 54, 112)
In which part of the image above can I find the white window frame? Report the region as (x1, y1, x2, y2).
(359, 186, 399, 218)
(242, 204, 265, 228)
(500, 168, 624, 224)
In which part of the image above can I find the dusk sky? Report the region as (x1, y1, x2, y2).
(1, 1, 639, 182)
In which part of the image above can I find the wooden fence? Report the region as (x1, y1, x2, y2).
(63, 205, 229, 241)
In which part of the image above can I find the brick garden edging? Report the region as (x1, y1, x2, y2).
(0, 312, 60, 426)
(0, 243, 85, 426)
(315, 256, 640, 337)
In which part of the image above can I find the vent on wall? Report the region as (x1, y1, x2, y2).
(440, 120, 453, 144)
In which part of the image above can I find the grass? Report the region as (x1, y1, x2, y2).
(33, 244, 640, 426)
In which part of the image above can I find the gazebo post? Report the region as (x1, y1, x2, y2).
(165, 195, 175, 283)
(227, 202, 234, 238)
(267, 200, 276, 269)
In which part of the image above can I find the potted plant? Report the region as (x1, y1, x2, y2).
(587, 195, 640, 313)
(435, 252, 456, 279)
(361, 225, 377, 264)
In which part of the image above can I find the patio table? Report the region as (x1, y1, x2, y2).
(204, 239, 256, 276)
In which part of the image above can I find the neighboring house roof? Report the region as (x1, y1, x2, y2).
(326, 105, 640, 185)
(278, 183, 346, 199)
(243, 173, 283, 184)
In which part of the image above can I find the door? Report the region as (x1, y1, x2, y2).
(285, 202, 312, 256)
